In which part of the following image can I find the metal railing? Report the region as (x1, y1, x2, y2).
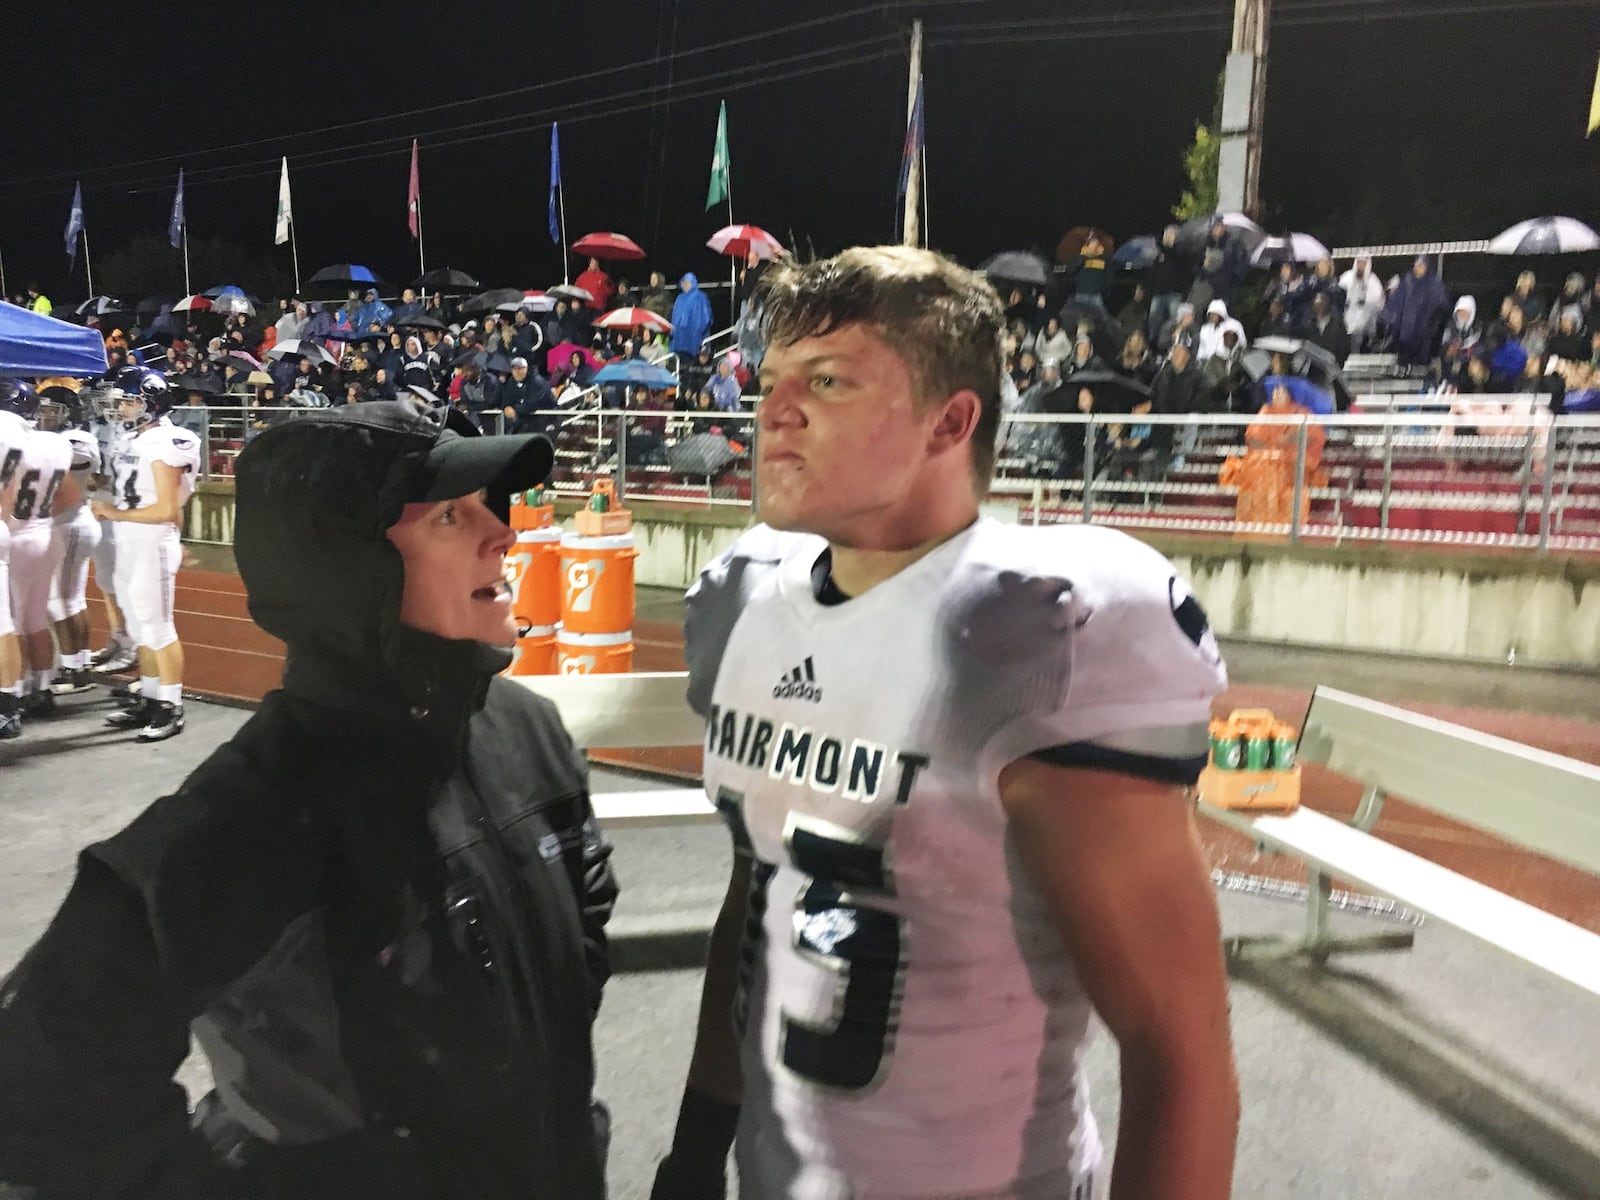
(192, 403, 1600, 556)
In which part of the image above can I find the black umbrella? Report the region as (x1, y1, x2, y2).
(1042, 368, 1151, 415)
(171, 373, 224, 396)
(137, 294, 181, 319)
(308, 264, 382, 287)
(1487, 217, 1600, 256)
(459, 288, 525, 315)
(212, 352, 264, 377)
(74, 295, 127, 318)
(482, 353, 514, 376)
(979, 251, 1052, 288)
(413, 267, 481, 291)
(147, 313, 188, 341)
(1243, 337, 1351, 410)
(394, 313, 447, 332)
(666, 430, 740, 476)
(1173, 212, 1267, 254)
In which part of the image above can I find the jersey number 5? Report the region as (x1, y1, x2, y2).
(718, 789, 905, 1093)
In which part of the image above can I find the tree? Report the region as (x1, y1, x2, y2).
(96, 232, 290, 303)
(1173, 123, 1221, 222)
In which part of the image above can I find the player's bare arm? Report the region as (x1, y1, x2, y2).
(1000, 758, 1240, 1200)
(92, 460, 182, 526)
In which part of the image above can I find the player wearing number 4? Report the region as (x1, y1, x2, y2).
(655, 248, 1239, 1200)
(88, 374, 201, 741)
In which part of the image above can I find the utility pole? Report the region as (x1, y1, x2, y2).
(1217, 0, 1271, 217)
(901, 18, 924, 248)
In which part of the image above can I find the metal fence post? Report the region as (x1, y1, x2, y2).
(1516, 426, 1537, 530)
(615, 410, 627, 502)
(1290, 419, 1308, 544)
(201, 412, 212, 481)
(1081, 418, 1095, 524)
(1379, 417, 1394, 532)
(1537, 422, 1558, 554)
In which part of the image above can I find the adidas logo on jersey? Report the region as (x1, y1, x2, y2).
(773, 656, 822, 703)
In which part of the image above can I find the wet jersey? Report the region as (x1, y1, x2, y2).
(109, 418, 201, 515)
(3, 425, 73, 530)
(686, 519, 1227, 1200)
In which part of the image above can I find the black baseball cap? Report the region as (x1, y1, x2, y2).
(411, 404, 552, 503)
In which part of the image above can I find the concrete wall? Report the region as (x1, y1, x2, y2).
(184, 483, 1600, 668)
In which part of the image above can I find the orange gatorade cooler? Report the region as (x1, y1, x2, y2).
(557, 629, 634, 675)
(507, 526, 563, 629)
(508, 623, 559, 676)
(560, 532, 637, 635)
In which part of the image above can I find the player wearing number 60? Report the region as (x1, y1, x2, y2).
(655, 248, 1239, 1200)
(87, 371, 202, 741)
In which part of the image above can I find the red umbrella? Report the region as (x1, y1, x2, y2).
(707, 224, 785, 261)
(573, 232, 646, 261)
(172, 294, 213, 313)
(595, 307, 673, 333)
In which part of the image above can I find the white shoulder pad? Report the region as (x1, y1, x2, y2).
(684, 524, 821, 717)
(947, 523, 1226, 779)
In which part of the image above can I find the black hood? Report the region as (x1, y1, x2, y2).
(233, 399, 512, 734)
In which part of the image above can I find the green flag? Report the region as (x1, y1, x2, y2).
(706, 101, 730, 211)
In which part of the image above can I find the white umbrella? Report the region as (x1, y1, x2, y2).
(267, 339, 337, 367)
(1250, 233, 1331, 266)
(1175, 212, 1266, 252)
(1487, 217, 1600, 256)
(209, 294, 256, 317)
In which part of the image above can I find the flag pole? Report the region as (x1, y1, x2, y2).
(290, 222, 301, 295)
(417, 195, 427, 278)
(559, 181, 570, 285)
(82, 228, 94, 297)
(0, 246, 7, 297)
(901, 21, 924, 248)
(726, 132, 737, 325)
(182, 226, 192, 297)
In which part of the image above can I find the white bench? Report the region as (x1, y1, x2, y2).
(1200, 686, 1600, 997)
(513, 671, 716, 827)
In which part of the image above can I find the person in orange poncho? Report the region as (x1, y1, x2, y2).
(1218, 383, 1326, 536)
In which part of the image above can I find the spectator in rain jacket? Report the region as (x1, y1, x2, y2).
(1146, 226, 1191, 343)
(1198, 221, 1247, 304)
(275, 301, 309, 343)
(1338, 258, 1385, 355)
(351, 289, 393, 331)
(574, 259, 616, 311)
(1547, 307, 1589, 364)
(1511, 272, 1545, 325)
(669, 273, 714, 356)
(640, 271, 674, 320)
(1385, 257, 1451, 371)
(501, 357, 559, 434)
(1197, 300, 1232, 361)
(1300, 293, 1349, 363)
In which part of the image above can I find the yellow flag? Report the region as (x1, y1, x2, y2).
(1590, 49, 1600, 134)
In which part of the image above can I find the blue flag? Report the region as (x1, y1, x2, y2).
(897, 76, 925, 198)
(548, 122, 562, 244)
(64, 181, 84, 263)
(169, 169, 186, 249)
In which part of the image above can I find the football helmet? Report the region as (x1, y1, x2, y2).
(112, 367, 173, 429)
(0, 379, 40, 422)
(35, 385, 86, 432)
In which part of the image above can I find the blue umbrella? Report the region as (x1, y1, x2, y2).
(593, 360, 679, 389)
(1111, 236, 1159, 270)
(202, 284, 261, 302)
(309, 264, 381, 286)
(1259, 373, 1334, 416)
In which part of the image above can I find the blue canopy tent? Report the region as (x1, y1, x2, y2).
(0, 303, 110, 378)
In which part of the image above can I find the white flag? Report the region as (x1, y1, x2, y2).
(274, 156, 293, 246)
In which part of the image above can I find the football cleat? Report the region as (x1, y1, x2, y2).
(51, 669, 96, 695)
(109, 681, 143, 709)
(137, 702, 185, 742)
(20, 691, 57, 719)
(92, 645, 139, 673)
(0, 712, 20, 740)
(105, 698, 155, 730)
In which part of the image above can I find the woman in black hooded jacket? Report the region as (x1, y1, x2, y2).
(0, 399, 618, 1199)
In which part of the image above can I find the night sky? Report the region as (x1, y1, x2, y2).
(3, 0, 1598, 302)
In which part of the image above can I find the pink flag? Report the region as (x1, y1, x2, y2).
(407, 140, 421, 239)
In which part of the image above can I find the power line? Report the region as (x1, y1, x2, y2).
(0, 0, 992, 191)
(0, 34, 901, 202)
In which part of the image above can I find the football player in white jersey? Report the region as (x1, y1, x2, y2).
(0, 384, 78, 730)
(87, 375, 142, 672)
(0, 393, 29, 738)
(38, 390, 103, 696)
(88, 376, 201, 741)
(655, 248, 1238, 1200)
